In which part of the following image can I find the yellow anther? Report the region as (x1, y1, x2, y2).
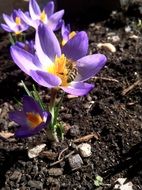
(15, 17, 21, 25)
(62, 31, 76, 46)
(69, 31, 76, 40)
(40, 10, 47, 23)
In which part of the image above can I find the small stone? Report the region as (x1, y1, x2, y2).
(108, 35, 120, 42)
(47, 177, 60, 190)
(48, 168, 63, 176)
(68, 154, 83, 170)
(114, 178, 133, 190)
(97, 43, 116, 53)
(125, 26, 131, 33)
(9, 171, 21, 181)
(69, 125, 80, 137)
(28, 144, 46, 158)
(28, 180, 43, 189)
(78, 143, 92, 158)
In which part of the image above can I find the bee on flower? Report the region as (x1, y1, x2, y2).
(11, 24, 107, 96)
(1, 9, 29, 35)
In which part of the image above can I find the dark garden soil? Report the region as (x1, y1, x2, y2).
(0, 4, 142, 190)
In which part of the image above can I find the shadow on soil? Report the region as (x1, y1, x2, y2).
(102, 141, 142, 181)
(0, 148, 29, 188)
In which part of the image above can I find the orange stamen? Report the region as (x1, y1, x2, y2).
(26, 112, 43, 128)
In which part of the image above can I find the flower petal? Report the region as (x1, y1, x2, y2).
(15, 111, 51, 138)
(15, 122, 45, 138)
(61, 82, 94, 96)
(75, 54, 107, 82)
(48, 10, 64, 31)
(10, 45, 37, 75)
(61, 21, 70, 41)
(29, 0, 41, 19)
(62, 31, 88, 61)
(9, 111, 27, 126)
(37, 24, 61, 61)
(23, 96, 43, 116)
(2, 13, 16, 28)
(35, 28, 53, 66)
(18, 9, 37, 28)
(1, 24, 12, 32)
(44, 1, 54, 17)
(30, 70, 61, 88)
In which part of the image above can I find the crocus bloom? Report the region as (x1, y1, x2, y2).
(61, 22, 77, 46)
(1, 9, 29, 34)
(9, 96, 51, 138)
(16, 40, 35, 54)
(11, 24, 107, 96)
(19, 0, 64, 30)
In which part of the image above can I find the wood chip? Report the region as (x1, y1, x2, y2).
(39, 151, 58, 161)
(73, 132, 99, 143)
(0, 131, 14, 139)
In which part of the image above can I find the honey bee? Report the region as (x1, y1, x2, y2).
(66, 60, 78, 83)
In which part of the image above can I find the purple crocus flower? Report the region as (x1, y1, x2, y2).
(1, 9, 29, 34)
(10, 24, 107, 96)
(19, 0, 64, 30)
(61, 21, 77, 46)
(15, 40, 35, 54)
(9, 96, 51, 138)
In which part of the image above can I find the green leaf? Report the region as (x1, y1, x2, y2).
(94, 175, 103, 187)
(32, 84, 45, 110)
(21, 80, 32, 97)
(8, 33, 15, 45)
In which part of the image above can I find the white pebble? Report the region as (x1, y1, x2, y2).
(97, 43, 116, 53)
(78, 143, 92, 158)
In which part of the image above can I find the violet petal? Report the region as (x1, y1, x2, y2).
(62, 31, 88, 61)
(37, 24, 61, 61)
(75, 54, 107, 82)
(61, 82, 94, 96)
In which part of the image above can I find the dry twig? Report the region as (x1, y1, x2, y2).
(50, 150, 75, 167)
(94, 76, 119, 83)
(58, 147, 68, 160)
(122, 80, 141, 96)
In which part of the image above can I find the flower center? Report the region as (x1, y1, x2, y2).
(15, 17, 21, 25)
(26, 112, 43, 128)
(48, 54, 78, 86)
(40, 10, 47, 23)
(62, 31, 76, 46)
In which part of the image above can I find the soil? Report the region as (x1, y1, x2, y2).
(0, 4, 142, 190)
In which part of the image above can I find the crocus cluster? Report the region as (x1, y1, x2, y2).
(1, 0, 107, 140)
(1, 0, 64, 34)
